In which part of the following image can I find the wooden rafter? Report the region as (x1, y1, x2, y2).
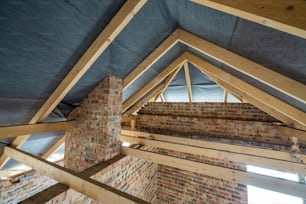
(120, 135, 306, 174)
(121, 147, 306, 199)
(183, 61, 192, 103)
(177, 29, 306, 104)
(0, 0, 147, 169)
(122, 53, 187, 113)
(185, 52, 306, 129)
(160, 93, 165, 102)
(124, 67, 182, 115)
(191, 0, 306, 39)
(5, 146, 149, 204)
(223, 90, 228, 103)
(42, 136, 65, 160)
(0, 121, 76, 139)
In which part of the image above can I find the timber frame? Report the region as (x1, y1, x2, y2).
(1, 0, 306, 202)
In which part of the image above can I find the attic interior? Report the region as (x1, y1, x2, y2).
(0, 0, 306, 203)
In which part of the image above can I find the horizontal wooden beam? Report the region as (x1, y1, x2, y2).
(191, 0, 306, 39)
(120, 135, 306, 174)
(123, 31, 179, 90)
(277, 126, 306, 142)
(4, 146, 148, 204)
(121, 130, 306, 163)
(121, 147, 306, 199)
(0, 0, 147, 169)
(185, 52, 306, 129)
(122, 53, 186, 112)
(177, 29, 306, 104)
(0, 121, 76, 139)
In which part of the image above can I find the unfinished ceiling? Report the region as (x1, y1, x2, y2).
(0, 0, 305, 170)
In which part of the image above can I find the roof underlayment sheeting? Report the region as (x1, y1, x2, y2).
(0, 0, 305, 169)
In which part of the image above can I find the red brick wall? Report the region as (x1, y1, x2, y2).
(65, 75, 122, 172)
(137, 103, 289, 146)
(0, 172, 57, 204)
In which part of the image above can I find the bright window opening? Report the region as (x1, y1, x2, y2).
(121, 142, 131, 147)
(247, 165, 303, 204)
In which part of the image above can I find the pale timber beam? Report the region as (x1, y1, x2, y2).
(121, 130, 306, 163)
(277, 126, 306, 142)
(183, 61, 192, 103)
(122, 53, 186, 113)
(0, 0, 147, 169)
(123, 31, 179, 90)
(121, 147, 306, 199)
(160, 93, 165, 102)
(0, 121, 76, 139)
(42, 136, 65, 160)
(120, 135, 306, 174)
(176, 29, 306, 104)
(223, 90, 228, 103)
(4, 146, 148, 204)
(185, 52, 306, 129)
(191, 0, 306, 39)
(124, 67, 181, 115)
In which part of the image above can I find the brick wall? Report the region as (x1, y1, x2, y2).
(0, 171, 57, 204)
(65, 75, 122, 172)
(137, 103, 290, 146)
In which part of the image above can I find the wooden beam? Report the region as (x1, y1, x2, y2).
(121, 147, 306, 199)
(185, 52, 306, 129)
(120, 135, 306, 174)
(124, 67, 181, 115)
(223, 90, 228, 103)
(123, 31, 179, 90)
(4, 146, 149, 204)
(191, 0, 306, 39)
(277, 126, 306, 142)
(42, 136, 65, 160)
(0, 121, 76, 139)
(0, 0, 147, 169)
(160, 93, 165, 102)
(121, 130, 306, 163)
(20, 183, 69, 204)
(183, 61, 192, 103)
(122, 53, 186, 113)
(177, 29, 306, 104)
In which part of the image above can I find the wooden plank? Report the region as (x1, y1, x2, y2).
(120, 135, 306, 174)
(160, 93, 165, 102)
(124, 67, 182, 115)
(42, 136, 65, 160)
(191, 0, 306, 39)
(223, 90, 228, 103)
(177, 29, 306, 104)
(0, 0, 147, 168)
(4, 146, 149, 204)
(122, 53, 186, 113)
(0, 121, 76, 139)
(185, 52, 306, 129)
(183, 61, 192, 103)
(277, 126, 306, 141)
(121, 130, 306, 162)
(123, 31, 179, 90)
(121, 147, 306, 199)
(20, 183, 69, 204)
(0, 0, 147, 167)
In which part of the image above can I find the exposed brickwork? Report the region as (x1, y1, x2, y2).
(0, 172, 57, 204)
(65, 75, 122, 172)
(139, 102, 278, 122)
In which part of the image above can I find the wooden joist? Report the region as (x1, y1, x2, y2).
(122, 53, 186, 113)
(185, 52, 306, 129)
(277, 126, 306, 142)
(4, 146, 148, 204)
(0, 121, 76, 139)
(121, 147, 306, 199)
(191, 0, 306, 39)
(121, 130, 306, 163)
(177, 29, 306, 104)
(0, 0, 147, 169)
(120, 135, 306, 174)
(183, 61, 192, 103)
